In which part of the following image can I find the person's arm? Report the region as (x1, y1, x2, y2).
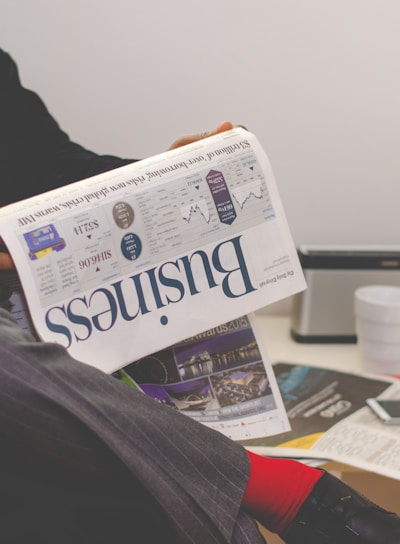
(0, 307, 263, 543)
(0, 48, 137, 208)
(0, 49, 236, 207)
(0, 74, 236, 272)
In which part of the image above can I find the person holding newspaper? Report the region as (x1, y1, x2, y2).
(1, 46, 400, 543)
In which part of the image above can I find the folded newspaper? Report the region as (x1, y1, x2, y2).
(0, 128, 305, 371)
(0, 128, 306, 442)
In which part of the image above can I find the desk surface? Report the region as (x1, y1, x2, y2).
(254, 311, 363, 373)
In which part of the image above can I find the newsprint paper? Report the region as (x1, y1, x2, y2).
(0, 128, 305, 441)
(0, 128, 305, 371)
(242, 362, 400, 480)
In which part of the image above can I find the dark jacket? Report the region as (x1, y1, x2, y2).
(0, 49, 136, 207)
(0, 50, 266, 544)
(0, 308, 264, 544)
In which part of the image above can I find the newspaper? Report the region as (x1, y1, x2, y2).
(241, 362, 400, 480)
(0, 128, 306, 374)
(113, 313, 291, 441)
(0, 127, 303, 443)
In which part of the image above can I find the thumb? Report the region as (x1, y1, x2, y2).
(0, 251, 14, 271)
(168, 120, 239, 150)
(207, 120, 234, 137)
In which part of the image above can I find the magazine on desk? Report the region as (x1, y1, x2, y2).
(241, 362, 400, 481)
(0, 128, 303, 442)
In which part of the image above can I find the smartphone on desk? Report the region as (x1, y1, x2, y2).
(366, 398, 400, 425)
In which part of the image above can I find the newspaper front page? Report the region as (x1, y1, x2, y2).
(0, 128, 306, 373)
(0, 128, 302, 442)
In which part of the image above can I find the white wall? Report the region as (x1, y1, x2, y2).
(2, 0, 400, 253)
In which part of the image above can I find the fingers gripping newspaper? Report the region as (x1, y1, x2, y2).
(0, 128, 306, 441)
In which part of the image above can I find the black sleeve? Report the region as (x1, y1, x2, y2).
(0, 49, 138, 207)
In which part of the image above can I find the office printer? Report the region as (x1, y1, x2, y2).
(290, 245, 400, 343)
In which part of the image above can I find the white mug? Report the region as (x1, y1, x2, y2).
(354, 285, 400, 375)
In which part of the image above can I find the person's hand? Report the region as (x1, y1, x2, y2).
(0, 238, 14, 271)
(168, 121, 246, 150)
